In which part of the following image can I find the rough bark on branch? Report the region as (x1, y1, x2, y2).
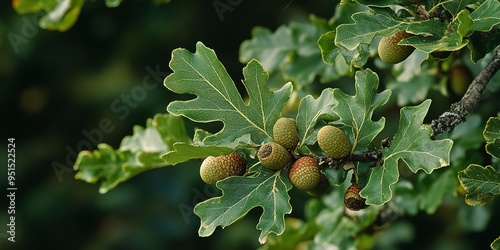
(429, 48, 500, 136)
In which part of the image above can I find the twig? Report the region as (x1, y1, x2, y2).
(316, 139, 391, 169)
(429, 47, 500, 136)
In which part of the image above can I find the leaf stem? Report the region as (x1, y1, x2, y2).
(429, 47, 500, 136)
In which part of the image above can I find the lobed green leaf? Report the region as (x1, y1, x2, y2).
(401, 18, 469, 53)
(165, 42, 292, 147)
(469, 0, 500, 32)
(468, 30, 500, 62)
(296, 88, 337, 147)
(360, 100, 453, 205)
(194, 165, 293, 244)
(443, 0, 472, 17)
(332, 69, 391, 151)
(335, 11, 404, 50)
(74, 114, 189, 193)
(484, 117, 500, 158)
(492, 236, 500, 250)
(318, 31, 369, 69)
(458, 164, 500, 206)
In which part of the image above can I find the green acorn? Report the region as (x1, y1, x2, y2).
(199, 153, 246, 184)
(378, 31, 415, 64)
(344, 183, 368, 211)
(288, 156, 321, 191)
(273, 117, 299, 151)
(258, 142, 292, 170)
(449, 65, 473, 95)
(317, 125, 351, 159)
(307, 173, 330, 196)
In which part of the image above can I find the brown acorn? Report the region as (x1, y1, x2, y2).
(288, 156, 321, 191)
(344, 183, 368, 211)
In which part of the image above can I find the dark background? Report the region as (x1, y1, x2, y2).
(1, 1, 499, 250)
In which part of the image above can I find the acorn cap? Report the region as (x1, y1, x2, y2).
(258, 142, 292, 170)
(344, 183, 368, 211)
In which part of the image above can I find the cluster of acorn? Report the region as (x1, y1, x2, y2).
(199, 118, 368, 211)
(257, 118, 333, 196)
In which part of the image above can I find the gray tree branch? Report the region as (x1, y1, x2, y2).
(429, 47, 500, 135)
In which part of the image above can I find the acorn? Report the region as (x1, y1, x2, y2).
(344, 183, 368, 211)
(273, 117, 299, 151)
(199, 153, 246, 184)
(378, 31, 415, 64)
(307, 173, 330, 196)
(258, 142, 292, 170)
(288, 156, 321, 191)
(449, 65, 473, 96)
(317, 125, 352, 159)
